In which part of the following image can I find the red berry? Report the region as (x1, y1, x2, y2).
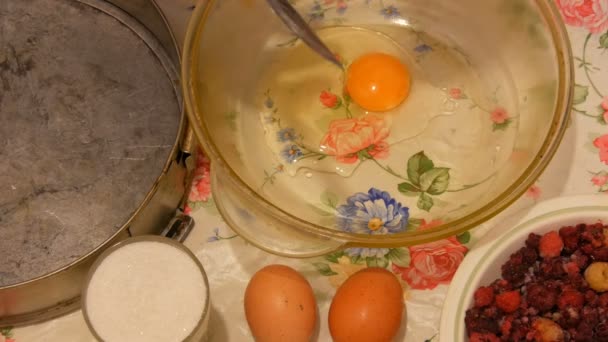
(469, 332, 500, 342)
(474, 286, 495, 308)
(539, 231, 564, 258)
(563, 261, 579, 276)
(501, 316, 513, 336)
(496, 291, 521, 313)
(558, 290, 584, 310)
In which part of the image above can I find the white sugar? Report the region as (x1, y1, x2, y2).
(85, 241, 207, 342)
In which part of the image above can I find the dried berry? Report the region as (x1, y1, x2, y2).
(500, 316, 513, 336)
(466, 307, 500, 335)
(560, 225, 581, 252)
(526, 233, 541, 249)
(539, 231, 564, 258)
(596, 322, 608, 340)
(467, 224, 608, 340)
(474, 286, 494, 308)
(496, 291, 521, 313)
(593, 247, 608, 261)
(527, 283, 557, 312)
(468, 332, 500, 342)
(558, 290, 585, 310)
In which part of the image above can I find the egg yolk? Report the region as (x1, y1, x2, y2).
(345, 52, 410, 112)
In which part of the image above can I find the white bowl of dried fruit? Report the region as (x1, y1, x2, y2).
(440, 194, 608, 342)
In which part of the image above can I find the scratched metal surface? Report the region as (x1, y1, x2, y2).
(0, 0, 180, 286)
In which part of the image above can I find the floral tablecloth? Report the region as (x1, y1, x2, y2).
(2, 0, 608, 341)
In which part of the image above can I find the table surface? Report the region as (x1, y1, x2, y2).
(3, 0, 608, 341)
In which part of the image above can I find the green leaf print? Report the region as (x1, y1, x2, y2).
(407, 151, 434, 186)
(492, 119, 512, 131)
(324, 250, 345, 263)
(366, 256, 389, 268)
(320, 190, 339, 209)
(1, 327, 13, 338)
(456, 231, 471, 244)
(573, 84, 589, 105)
(600, 30, 608, 49)
(307, 204, 334, 217)
(397, 181, 421, 196)
(418, 192, 434, 211)
(313, 262, 338, 276)
(350, 255, 365, 265)
(406, 217, 424, 230)
(387, 248, 411, 267)
(419, 167, 450, 195)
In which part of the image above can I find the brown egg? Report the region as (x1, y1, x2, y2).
(329, 267, 405, 342)
(244, 264, 317, 342)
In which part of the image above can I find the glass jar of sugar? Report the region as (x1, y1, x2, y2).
(82, 236, 210, 342)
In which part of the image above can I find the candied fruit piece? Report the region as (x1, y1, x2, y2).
(539, 231, 564, 259)
(496, 291, 521, 313)
(531, 318, 565, 342)
(474, 286, 494, 308)
(584, 262, 608, 292)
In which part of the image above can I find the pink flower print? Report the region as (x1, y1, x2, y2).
(490, 107, 509, 124)
(594, 134, 608, 164)
(526, 185, 542, 200)
(320, 90, 341, 108)
(188, 149, 212, 202)
(556, 0, 608, 33)
(592, 174, 608, 186)
(392, 235, 467, 290)
(602, 97, 608, 111)
(320, 114, 390, 164)
(336, 0, 348, 13)
(5, 338, 15, 342)
(448, 88, 462, 99)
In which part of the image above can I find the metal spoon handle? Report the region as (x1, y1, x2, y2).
(266, 0, 343, 68)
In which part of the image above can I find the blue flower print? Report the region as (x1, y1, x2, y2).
(264, 89, 274, 108)
(380, 5, 400, 19)
(277, 128, 296, 142)
(265, 97, 274, 109)
(414, 44, 433, 53)
(337, 188, 409, 234)
(336, 1, 348, 14)
(309, 3, 324, 21)
(281, 144, 303, 163)
(346, 247, 390, 258)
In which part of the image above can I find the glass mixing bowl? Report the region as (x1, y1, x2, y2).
(182, 0, 573, 257)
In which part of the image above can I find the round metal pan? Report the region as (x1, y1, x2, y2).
(0, 0, 193, 326)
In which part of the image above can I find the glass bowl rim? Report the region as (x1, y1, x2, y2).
(181, 0, 574, 247)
